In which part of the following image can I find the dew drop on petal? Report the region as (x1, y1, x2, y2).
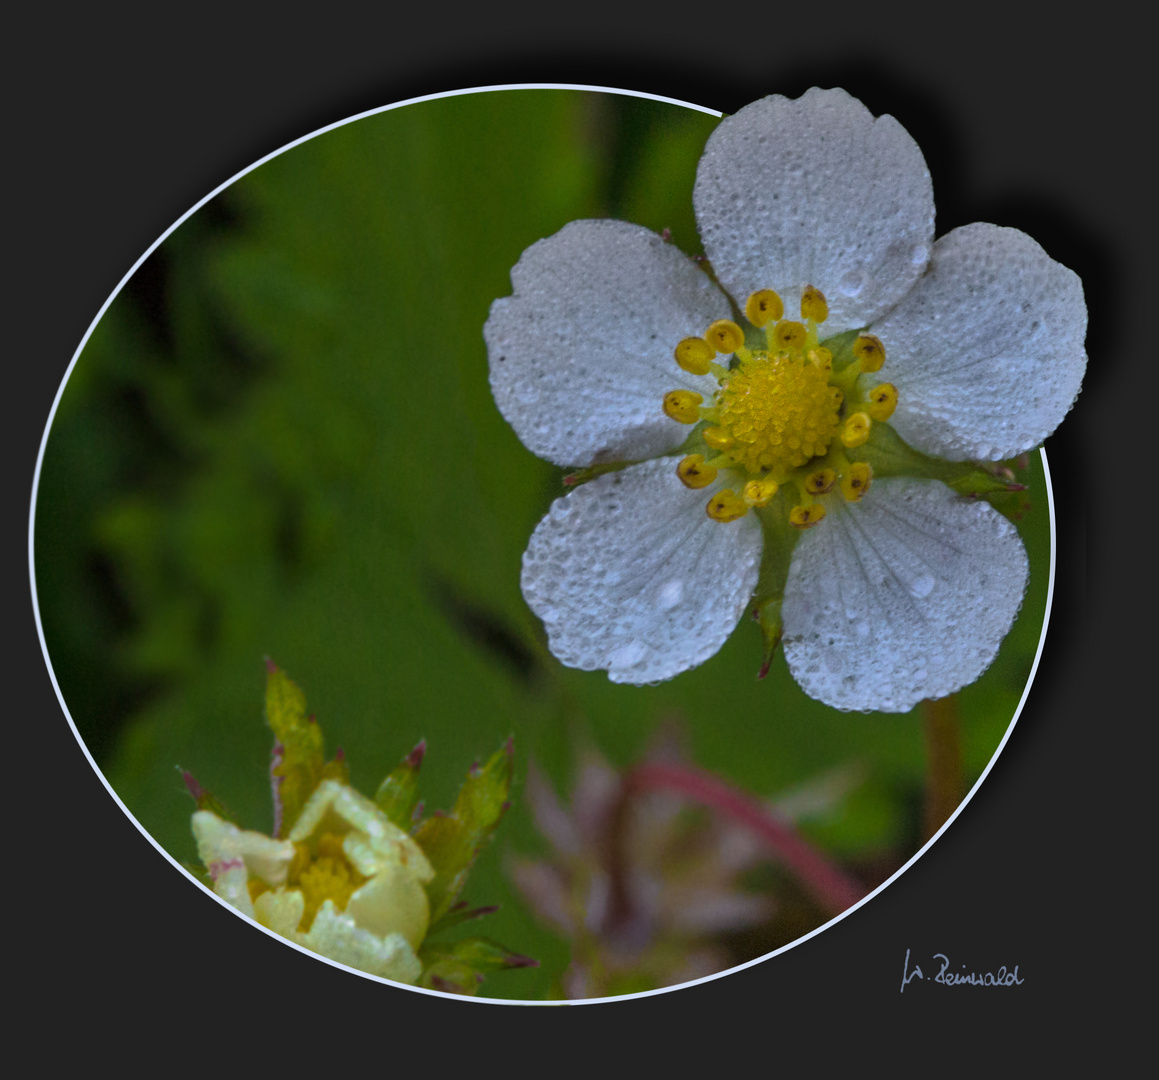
(909, 573, 936, 599)
(608, 639, 648, 669)
(837, 269, 866, 297)
(911, 243, 929, 267)
(656, 579, 685, 611)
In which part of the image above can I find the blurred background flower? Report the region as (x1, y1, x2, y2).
(509, 721, 874, 997)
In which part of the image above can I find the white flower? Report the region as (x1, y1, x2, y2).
(484, 88, 1086, 713)
(193, 778, 434, 983)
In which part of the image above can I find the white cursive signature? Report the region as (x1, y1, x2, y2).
(901, 948, 1025, 992)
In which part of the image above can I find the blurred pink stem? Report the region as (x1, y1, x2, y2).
(608, 761, 867, 918)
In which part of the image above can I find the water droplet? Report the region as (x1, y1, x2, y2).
(909, 573, 935, 599)
(838, 269, 866, 297)
(656, 579, 684, 611)
(608, 639, 647, 668)
(912, 244, 929, 267)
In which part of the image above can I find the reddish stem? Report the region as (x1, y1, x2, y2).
(604, 761, 867, 923)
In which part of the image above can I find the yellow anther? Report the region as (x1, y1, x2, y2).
(674, 336, 715, 376)
(866, 382, 898, 421)
(789, 504, 827, 529)
(803, 468, 837, 495)
(702, 426, 735, 452)
(742, 478, 778, 507)
(808, 346, 833, 372)
(841, 412, 872, 447)
(706, 489, 748, 523)
(840, 461, 873, 502)
(829, 385, 844, 408)
(771, 320, 807, 351)
(853, 334, 886, 373)
(705, 319, 745, 354)
(676, 454, 718, 489)
(800, 285, 829, 323)
(745, 289, 784, 327)
(663, 389, 704, 424)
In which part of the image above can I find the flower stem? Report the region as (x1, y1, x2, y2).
(921, 694, 964, 841)
(603, 760, 867, 927)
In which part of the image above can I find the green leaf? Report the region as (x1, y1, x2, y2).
(374, 740, 425, 828)
(264, 661, 325, 837)
(413, 739, 513, 923)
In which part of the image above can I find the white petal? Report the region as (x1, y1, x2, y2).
(781, 478, 1029, 713)
(344, 865, 430, 950)
(485, 219, 730, 467)
(300, 901, 423, 984)
(521, 458, 763, 684)
(872, 223, 1087, 461)
(191, 810, 296, 909)
(253, 888, 306, 938)
(693, 88, 934, 333)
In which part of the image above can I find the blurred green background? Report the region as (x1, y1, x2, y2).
(33, 88, 1051, 1000)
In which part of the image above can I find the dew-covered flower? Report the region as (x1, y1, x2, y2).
(484, 88, 1087, 712)
(193, 778, 434, 983)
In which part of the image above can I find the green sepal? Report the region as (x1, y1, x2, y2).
(859, 423, 1031, 498)
(418, 936, 537, 996)
(426, 900, 499, 937)
(264, 660, 325, 838)
(178, 766, 237, 823)
(756, 597, 784, 680)
(751, 490, 802, 677)
(561, 460, 634, 489)
(374, 740, 425, 829)
(413, 739, 513, 923)
(819, 328, 862, 371)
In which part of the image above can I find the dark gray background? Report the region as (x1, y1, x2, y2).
(13, 2, 1140, 1064)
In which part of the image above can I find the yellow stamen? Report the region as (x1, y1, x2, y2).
(841, 412, 872, 448)
(706, 319, 745, 354)
(702, 426, 735, 452)
(675, 336, 715, 376)
(853, 334, 886, 373)
(803, 468, 837, 495)
(676, 454, 718, 489)
(866, 382, 898, 421)
(800, 285, 829, 323)
(745, 289, 784, 328)
(789, 504, 827, 528)
(840, 461, 873, 501)
(706, 489, 748, 523)
(808, 346, 833, 372)
(771, 320, 807, 351)
(742, 478, 778, 507)
(663, 389, 704, 424)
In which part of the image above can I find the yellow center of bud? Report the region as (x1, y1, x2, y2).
(289, 832, 366, 932)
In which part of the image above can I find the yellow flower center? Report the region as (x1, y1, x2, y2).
(289, 831, 365, 931)
(663, 286, 900, 528)
(713, 352, 842, 473)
